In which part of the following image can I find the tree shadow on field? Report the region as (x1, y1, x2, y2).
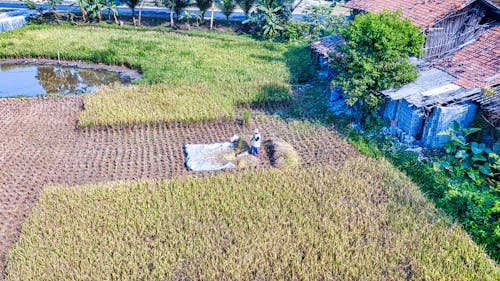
(250, 43, 329, 119)
(283, 44, 316, 85)
(251, 83, 292, 113)
(249, 54, 284, 63)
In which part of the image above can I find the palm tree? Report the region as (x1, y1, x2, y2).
(124, 0, 140, 25)
(195, 0, 212, 22)
(174, 0, 190, 21)
(236, 0, 254, 18)
(217, 0, 236, 22)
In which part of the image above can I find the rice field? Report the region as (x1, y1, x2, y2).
(1, 23, 499, 280)
(0, 25, 311, 126)
(5, 157, 499, 280)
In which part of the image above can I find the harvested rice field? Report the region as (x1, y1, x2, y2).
(5, 158, 500, 280)
(0, 97, 355, 276)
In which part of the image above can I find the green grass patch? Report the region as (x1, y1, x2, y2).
(0, 25, 312, 126)
(6, 157, 499, 280)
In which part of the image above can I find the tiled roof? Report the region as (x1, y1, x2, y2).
(310, 35, 345, 58)
(437, 26, 500, 89)
(344, 0, 473, 28)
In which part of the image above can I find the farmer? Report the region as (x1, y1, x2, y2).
(250, 128, 261, 155)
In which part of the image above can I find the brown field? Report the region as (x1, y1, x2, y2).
(0, 96, 355, 275)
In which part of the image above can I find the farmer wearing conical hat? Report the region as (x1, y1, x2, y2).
(250, 128, 261, 155)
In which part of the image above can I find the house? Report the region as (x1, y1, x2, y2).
(312, 0, 499, 148)
(345, 0, 500, 58)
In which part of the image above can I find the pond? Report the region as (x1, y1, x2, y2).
(0, 63, 134, 98)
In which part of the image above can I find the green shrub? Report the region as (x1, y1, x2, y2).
(333, 11, 425, 116)
(283, 20, 310, 41)
(303, 4, 346, 39)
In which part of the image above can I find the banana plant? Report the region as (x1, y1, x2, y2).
(257, 5, 283, 40)
(181, 11, 202, 29)
(75, 0, 88, 21)
(103, 0, 119, 24)
(86, 0, 105, 22)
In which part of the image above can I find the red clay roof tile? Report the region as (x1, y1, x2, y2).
(344, 0, 472, 28)
(437, 26, 500, 89)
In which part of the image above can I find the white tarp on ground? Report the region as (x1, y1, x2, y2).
(185, 142, 237, 172)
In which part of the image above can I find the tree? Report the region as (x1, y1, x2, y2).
(217, 0, 236, 22)
(75, 0, 88, 21)
(138, 0, 145, 25)
(157, 0, 189, 26)
(332, 11, 425, 115)
(260, 0, 300, 22)
(124, 0, 140, 25)
(210, 0, 215, 29)
(174, 0, 190, 21)
(236, 0, 254, 18)
(46, 0, 61, 12)
(244, 0, 298, 38)
(195, 0, 212, 22)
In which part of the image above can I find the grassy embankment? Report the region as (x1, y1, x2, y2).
(5, 157, 499, 280)
(283, 77, 500, 262)
(0, 24, 312, 126)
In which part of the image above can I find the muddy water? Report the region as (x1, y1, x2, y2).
(0, 64, 133, 97)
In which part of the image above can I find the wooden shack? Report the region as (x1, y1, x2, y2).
(310, 0, 500, 147)
(345, 0, 500, 58)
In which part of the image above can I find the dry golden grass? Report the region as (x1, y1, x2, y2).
(6, 157, 499, 280)
(79, 83, 234, 126)
(264, 138, 300, 168)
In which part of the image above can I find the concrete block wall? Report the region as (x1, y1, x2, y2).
(394, 99, 425, 138)
(383, 99, 399, 121)
(422, 102, 478, 148)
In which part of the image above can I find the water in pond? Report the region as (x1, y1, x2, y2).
(0, 64, 132, 98)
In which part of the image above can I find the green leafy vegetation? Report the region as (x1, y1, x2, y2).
(156, 0, 190, 26)
(83, 0, 119, 23)
(299, 3, 346, 40)
(438, 121, 499, 186)
(0, 24, 311, 126)
(243, 0, 300, 41)
(6, 158, 499, 280)
(195, 0, 212, 21)
(346, 128, 500, 261)
(257, 4, 285, 40)
(333, 11, 425, 114)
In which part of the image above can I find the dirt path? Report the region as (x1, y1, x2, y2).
(0, 97, 355, 276)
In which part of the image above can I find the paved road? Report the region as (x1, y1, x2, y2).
(0, 1, 309, 21)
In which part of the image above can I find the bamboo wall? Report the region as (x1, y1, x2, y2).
(423, 2, 486, 59)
